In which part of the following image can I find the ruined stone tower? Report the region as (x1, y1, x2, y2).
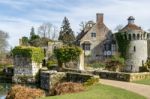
(119, 16, 149, 72)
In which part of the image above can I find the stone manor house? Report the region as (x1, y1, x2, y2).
(76, 13, 150, 72)
(15, 13, 150, 78)
(76, 13, 116, 60)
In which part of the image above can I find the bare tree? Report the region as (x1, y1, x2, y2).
(38, 23, 59, 40)
(38, 22, 52, 39)
(0, 30, 9, 57)
(51, 25, 58, 40)
(79, 21, 87, 31)
(114, 24, 123, 32)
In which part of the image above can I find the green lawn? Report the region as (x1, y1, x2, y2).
(41, 84, 146, 99)
(133, 79, 150, 85)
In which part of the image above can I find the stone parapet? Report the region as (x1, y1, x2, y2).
(94, 71, 150, 82)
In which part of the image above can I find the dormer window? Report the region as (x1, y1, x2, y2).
(91, 32, 96, 37)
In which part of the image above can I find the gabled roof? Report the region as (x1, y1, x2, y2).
(76, 30, 88, 41)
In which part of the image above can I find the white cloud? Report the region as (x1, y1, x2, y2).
(0, 17, 40, 48)
(0, 0, 150, 48)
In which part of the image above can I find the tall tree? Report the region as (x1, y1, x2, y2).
(79, 21, 87, 32)
(30, 27, 35, 37)
(58, 17, 75, 44)
(21, 36, 29, 46)
(0, 30, 9, 58)
(38, 22, 52, 39)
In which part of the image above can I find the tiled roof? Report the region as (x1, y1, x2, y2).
(121, 23, 142, 31)
(76, 30, 88, 41)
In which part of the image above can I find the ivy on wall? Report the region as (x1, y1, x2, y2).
(115, 32, 130, 59)
(12, 46, 44, 63)
(54, 46, 82, 67)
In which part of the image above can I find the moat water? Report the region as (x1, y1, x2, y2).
(0, 83, 11, 99)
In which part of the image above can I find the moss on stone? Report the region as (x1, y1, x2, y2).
(12, 46, 44, 63)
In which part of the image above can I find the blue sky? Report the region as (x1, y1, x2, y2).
(0, 0, 150, 48)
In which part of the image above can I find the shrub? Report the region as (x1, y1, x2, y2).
(88, 61, 106, 68)
(83, 77, 99, 87)
(47, 60, 57, 67)
(54, 82, 85, 95)
(6, 85, 45, 99)
(143, 59, 150, 72)
(139, 66, 149, 72)
(0, 70, 4, 76)
(54, 46, 82, 68)
(105, 56, 125, 72)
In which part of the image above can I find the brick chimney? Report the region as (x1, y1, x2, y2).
(96, 13, 103, 24)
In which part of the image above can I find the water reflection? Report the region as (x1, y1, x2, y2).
(0, 83, 11, 99)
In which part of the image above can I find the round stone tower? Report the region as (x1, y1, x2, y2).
(119, 16, 149, 72)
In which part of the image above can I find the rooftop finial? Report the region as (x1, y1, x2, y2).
(128, 16, 135, 24)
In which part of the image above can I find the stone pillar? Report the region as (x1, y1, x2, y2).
(78, 51, 84, 70)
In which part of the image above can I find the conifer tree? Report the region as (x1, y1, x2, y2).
(58, 17, 75, 44)
(30, 27, 35, 37)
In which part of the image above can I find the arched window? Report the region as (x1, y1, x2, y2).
(137, 34, 140, 40)
(144, 33, 146, 38)
(129, 34, 131, 40)
(142, 60, 144, 66)
(134, 46, 136, 52)
(147, 34, 150, 39)
(133, 34, 136, 40)
(124, 34, 127, 40)
(140, 34, 143, 39)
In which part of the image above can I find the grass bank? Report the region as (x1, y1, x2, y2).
(41, 84, 146, 99)
(133, 79, 150, 85)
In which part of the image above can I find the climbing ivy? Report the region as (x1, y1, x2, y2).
(54, 46, 82, 67)
(115, 32, 130, 59)
(12, 46, 44, 63)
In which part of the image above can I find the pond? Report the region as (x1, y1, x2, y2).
(0, 83, 11, 99)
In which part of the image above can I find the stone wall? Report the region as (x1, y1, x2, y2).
(12, 75, 37, 84)
(47, 41, 63, 57)
(66, 72, 96, 82)
(40, 70, 98, 93)
(94, 71, 150, 82)
(13, 56, 42, 83)
(40, 71, 66, 92)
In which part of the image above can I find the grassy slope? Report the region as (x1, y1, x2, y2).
(133, 79, 150, 85)
(42, 84, 146, 99)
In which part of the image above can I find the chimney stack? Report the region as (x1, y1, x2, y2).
(96, 13, 103, 24)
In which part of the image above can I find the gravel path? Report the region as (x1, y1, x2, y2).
(101, 79, 150, 99)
